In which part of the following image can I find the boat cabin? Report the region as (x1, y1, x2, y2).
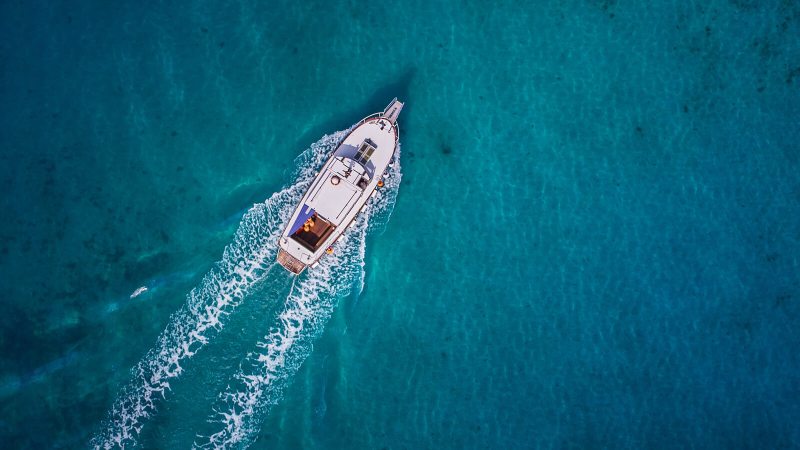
(288, 205, 336, 251)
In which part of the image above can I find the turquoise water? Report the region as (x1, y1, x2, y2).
(1, 0, 799, 448)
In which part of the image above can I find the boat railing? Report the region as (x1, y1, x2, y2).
(354, 113, 400, 145)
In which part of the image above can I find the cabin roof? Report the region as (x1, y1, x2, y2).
(307, 160, 364, 225)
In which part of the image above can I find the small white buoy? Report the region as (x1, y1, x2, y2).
(130, 286, 148, 299)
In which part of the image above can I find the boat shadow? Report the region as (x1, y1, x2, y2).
(237, 68, 415, 210)
(293, 66, 416, 153)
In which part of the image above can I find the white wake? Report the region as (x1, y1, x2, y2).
(196, 146, 402, 449)
(91, 130, 351, 449)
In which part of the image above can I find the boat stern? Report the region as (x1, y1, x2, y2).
(277, 248, 306, 274)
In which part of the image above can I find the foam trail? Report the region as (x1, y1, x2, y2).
(197, 214, 369, 449)
(91, 130, 350, 449)
(196, 146, 401, 449)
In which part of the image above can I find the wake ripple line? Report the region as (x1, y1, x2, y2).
(196, 145, 402, 449)
(91, 129, 350, 449)
(197, 214, 369, 449)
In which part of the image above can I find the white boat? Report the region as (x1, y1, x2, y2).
(276, 98, 404, 274)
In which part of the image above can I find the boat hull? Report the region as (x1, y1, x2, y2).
(277, 100, 402, 274)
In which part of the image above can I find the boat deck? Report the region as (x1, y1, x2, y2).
(307, 167, 362, 225)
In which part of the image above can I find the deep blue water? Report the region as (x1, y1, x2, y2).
(1, 0, 799, 448)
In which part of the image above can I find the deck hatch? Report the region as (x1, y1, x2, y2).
(355, 140, 376, 165)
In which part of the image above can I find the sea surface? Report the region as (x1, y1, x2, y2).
(1, 0, 799, 448)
